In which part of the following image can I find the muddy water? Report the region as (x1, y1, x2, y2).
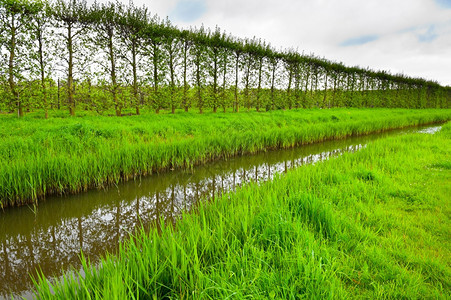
(0, 124, 442, 299)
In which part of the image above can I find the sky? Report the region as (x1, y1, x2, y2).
(101, 0, 451, 86)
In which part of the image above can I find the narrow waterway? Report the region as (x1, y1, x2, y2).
(0, 124, 442, 299)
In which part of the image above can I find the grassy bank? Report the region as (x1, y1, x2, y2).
(1, 108, 450, 207)
(33, 121, 451, 299)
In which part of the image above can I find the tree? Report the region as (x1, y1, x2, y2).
(117, 2, 148, 115)
(190, 26, 208, 114)
(162, 21, 181, 114)
(206, 27, 223, 113)
(30, 0, 53, 118)
(0, 0, 37, 117)
(242, 39, 257, 111)
(88, 1, 123, 116)
(142, 17, 166, 114)
(231, 38, 243, 112)
(51, 0, 90, 116)
(291, 53, 302, 109)
(218, 33, 233, 112)
(254, 42, 269, 112)
(0, 0, 448, 115)
(283, 50, 299, 109)
(268, 51, 281, 110)
(179, 30, 192, 111)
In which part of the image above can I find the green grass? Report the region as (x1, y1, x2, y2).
(1, 108, 450, 207)
(33, 121, 451, 299)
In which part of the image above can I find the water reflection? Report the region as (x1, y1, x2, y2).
(417, 126, 442, 134)
(0, 125, 441, 299)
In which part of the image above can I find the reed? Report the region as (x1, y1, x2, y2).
(32, 121, 451, 299)
(1, 108, 450, 207)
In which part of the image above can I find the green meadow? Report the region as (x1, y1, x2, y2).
(32, 120, 451, 299)
(1, 108, 450, 208)
(2, 0, 450, 297)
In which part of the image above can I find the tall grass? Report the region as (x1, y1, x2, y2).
(32, 121, 451, 299)
(1, 108, 450, 207)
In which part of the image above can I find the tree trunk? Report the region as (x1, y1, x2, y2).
(132, 41, 140, 115)
(153, 42, 159, 114)
(213, 49, 218, 113)
(57, 78, 61, 109)
(270, 61, 276, 110)
(37, 26, 48, 119)
(169, 45, 176, 114)
(287, 67, 292, 109)
(304, 70, 310, 108)
(332, 75, 337, 108)
(222, 51, 227, 113)
(256, 57, 262, 112)
(8, 15, 22, 118)
(195, 50, 202, 114)
(68, 24, 75, 116)
(108, 28, 120, 117)
(323, 73, 328, 108)
(294, 65, 300, 108)
(245, 57, 250, 111)
(234, 52, 240, 113)
(183, 41, 189, 112)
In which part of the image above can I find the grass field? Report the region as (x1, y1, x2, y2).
(32, 120, 451, 299)
(1, 108, 450, 207)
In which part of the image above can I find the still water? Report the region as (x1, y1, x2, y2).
(0, 124, 442, 298)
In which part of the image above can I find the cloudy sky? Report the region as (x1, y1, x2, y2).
(107, 0, 451, 86)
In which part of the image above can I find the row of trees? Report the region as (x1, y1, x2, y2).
(1, 0, 450, 118)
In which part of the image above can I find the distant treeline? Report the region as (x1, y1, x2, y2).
(1, 0, 450, 117)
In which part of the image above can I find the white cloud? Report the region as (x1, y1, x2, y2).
(94, 0, 451, 85)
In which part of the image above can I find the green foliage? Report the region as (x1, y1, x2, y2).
(0, 108, 449, 207)
(1, 0, 449, 117)
(33, 121, 451, 299)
